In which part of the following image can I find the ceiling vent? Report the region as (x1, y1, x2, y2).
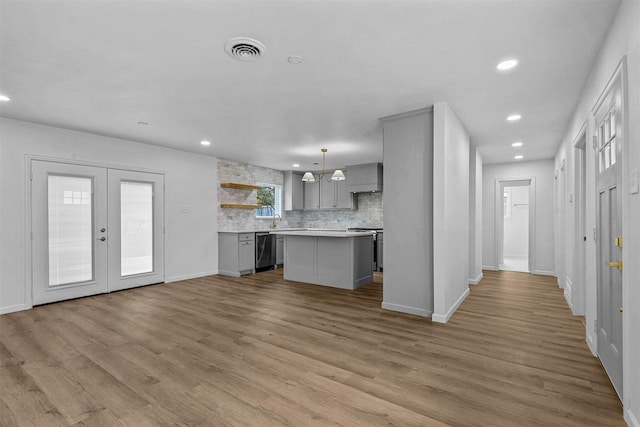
(224, 37, 266, 61)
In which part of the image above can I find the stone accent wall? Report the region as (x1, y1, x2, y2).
(300, 192, 383, 229)
(217, 158, 383, 231)
(217, 158, 301, 230)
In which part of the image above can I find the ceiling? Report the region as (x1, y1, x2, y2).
(0, 0, 620, 171)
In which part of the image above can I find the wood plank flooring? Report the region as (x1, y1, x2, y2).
(0, 270, 625, 426)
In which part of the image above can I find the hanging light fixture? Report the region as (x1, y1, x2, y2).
(302, 148, 345, 183)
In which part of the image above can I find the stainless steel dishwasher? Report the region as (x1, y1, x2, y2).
(255, 232, 276, 271)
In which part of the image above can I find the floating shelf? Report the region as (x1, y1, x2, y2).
(220, 204, 261, 209)
(220, 183, 263, 190)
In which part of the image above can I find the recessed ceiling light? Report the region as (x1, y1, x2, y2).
(292, 163, 300, 168)
(512, 142, 523, 147)
(507, 114, 522, 121)
(514, 155, 524, 160)
(0, 94, 11, 102)
(496, 59, 518, 71)
(201, 140, 211, 146)
(288, 55, 303, 64)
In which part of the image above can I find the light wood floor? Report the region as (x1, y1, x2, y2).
(0, 270, 625, 426)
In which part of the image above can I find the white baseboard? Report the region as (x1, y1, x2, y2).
(0, 303, 28, 315)
(533, 270, 555, 276)
(381, 302, 432, 318)
(586, 333, 597, 357)
(165, 270, 218, 283)
(482, 265, 498, 271)
(564, 290, 574, 311)
(432, 288, 470, 324)
(469, 272, 483, 285)
(564, 277, 574, 311)
(626, 408, 640, 427)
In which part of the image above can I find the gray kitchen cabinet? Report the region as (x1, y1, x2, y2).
(218, 232, 255, 276)
(376, 231, 383, 271)
(275, 235, 284, 265)
(320, 176, 355, 210)
(303, 174, 320, 210)
(283, 171, 304, 211)
(345, 162, 383, 193)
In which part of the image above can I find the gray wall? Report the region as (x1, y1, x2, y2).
(469, 147, 483, 284)
(381, 108, 434, 317)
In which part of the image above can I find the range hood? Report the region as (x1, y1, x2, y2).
(345, 163, 383, 193)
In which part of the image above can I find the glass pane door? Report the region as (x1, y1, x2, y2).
(32, 161, 108, 305)
(121, 181, 154, 276)
(108, 169, 164, 291)
(48, 175, 94, 285)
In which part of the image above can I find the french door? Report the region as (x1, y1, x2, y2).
(31, 160, 164, 305)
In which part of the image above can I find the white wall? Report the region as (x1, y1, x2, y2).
(503, 185, 529, 258)
(469, 146, 483, 284)
(482, 159, 555, 275)
(553, 1, 640, 424)
(0, 118, 218, 314)
(381, 108, 434, 318)
(432, 103, 470, 323)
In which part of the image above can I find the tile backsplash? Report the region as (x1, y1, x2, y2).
(217, 158, 383, 231)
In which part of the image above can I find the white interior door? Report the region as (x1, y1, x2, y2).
(594, 72, 623, 398)
(32, 161, 109, 305)
(32, 161, 165, 305)
(108, 169, 164, 291)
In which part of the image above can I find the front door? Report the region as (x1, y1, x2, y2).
(594, 65, 624, 398)
(32, 161, 164, 305)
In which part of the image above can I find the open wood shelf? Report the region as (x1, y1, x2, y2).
(220, 183, 263, 190)
(220, 204, 261, 209)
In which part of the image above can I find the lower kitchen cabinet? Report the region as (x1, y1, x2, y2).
(218, 232, 255, 276)
(276, 235, 284, 265)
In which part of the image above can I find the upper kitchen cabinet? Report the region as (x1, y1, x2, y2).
(320, 177, 356, 210)
(345, 163, 383, 193)
(283, 171, 304, 211)
(303, 174, 321, 210)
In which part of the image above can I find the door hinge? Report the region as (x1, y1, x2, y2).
(615, 236, 622, 247)
(593, 319, 598, 333)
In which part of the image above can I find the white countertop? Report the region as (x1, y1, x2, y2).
(269, 229, 375, 238)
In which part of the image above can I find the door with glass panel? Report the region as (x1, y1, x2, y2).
(31, 161, 164, 305)
(107, 169, 164, 291)
(32, 161, 109, 304)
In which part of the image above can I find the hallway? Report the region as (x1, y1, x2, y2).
(0, 270, 625, 426)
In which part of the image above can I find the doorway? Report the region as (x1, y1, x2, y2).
(571, 127, 587, 315)
(495, 178, 535, 273)
(501, 184, 530, 272)
(31, 160, 165, 305)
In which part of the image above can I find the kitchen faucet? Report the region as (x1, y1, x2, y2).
(271, 213, 282, 229)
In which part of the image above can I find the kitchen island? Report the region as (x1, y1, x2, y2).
(269, 229, 374, 290)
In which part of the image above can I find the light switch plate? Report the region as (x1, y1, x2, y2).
(631, 169, 639, 194)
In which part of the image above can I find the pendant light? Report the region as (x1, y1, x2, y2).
(302, 148, 345, 183)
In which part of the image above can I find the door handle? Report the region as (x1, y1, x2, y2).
(607, 260, 622, 271)
(619, 307, 623, 313)
(98, 237, 106, 242)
